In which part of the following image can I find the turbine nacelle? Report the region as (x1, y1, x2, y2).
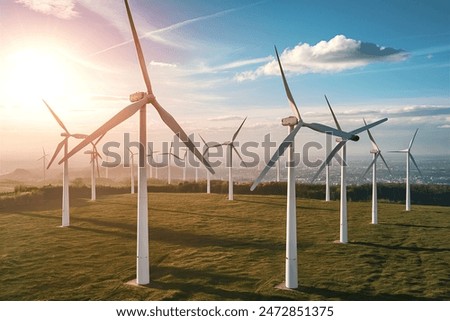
(336, 135, 360, 142)
(129, 91, 155, 104)
(281, 116, 299, 126)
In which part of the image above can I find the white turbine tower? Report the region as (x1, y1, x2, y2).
(128, 148, 137, 194)
(84, 135, 104, 201)
(361, 119, 392, 224)
(312, 97, 387, 243)
(60, 0, 214, 285)
(199, 134, 214, 194)
(210, 118, 247, 201)
(37, 147, 49, 184)
(251, 46, 362, 289)
(389, 128, 422, 211)
(43, 100, 86, 227)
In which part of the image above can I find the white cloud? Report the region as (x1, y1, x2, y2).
(235, 35, 409, 81)
(149, 61, 177, 68)
(16, 0, 79, 19)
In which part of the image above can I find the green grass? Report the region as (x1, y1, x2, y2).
(0, 192, 449, 300)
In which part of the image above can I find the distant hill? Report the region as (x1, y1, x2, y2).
(0, 168, 38, 182)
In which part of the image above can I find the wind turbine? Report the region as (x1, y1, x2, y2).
(210, 118, 247, 201)
(311, 96, 387, 243)
(84, 135, 104, 201)
(37, 147, 49, 184)
(59, 0, 213, 285)
(388, 129, 422, 211)
(361, 119, 392, 224)
(199, 134, 213, 194)
(43, 100, 87, 227)
(160, 143, 182, 185)
(128, 148, 137, 194)
(250, 46, 363, 289)
(147, 146, 159, 179)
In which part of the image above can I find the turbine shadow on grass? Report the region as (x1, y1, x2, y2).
(380, 223, 450, 230)
(235, 198, 336, 212)
(142, 266, 289, 301)
(150, 226, 285, 251)
(352, 241, 450, 253)
(295, 284, 433, 301)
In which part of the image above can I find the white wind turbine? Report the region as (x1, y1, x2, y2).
(199, 134, 214, 194)
(128, 148, 137, 194)
(311, 97, 387, 243)
(388, 128, 422, 211)
(251, 46, 363, 289)
(210, 118, 247, 201)
(37, 147, 49, 184)
(361, 119, 392, 224)
(43, 100, 87, 227)
(147, 146, 159, 179)
(160, 143, 182, 185)
(60, 0, 214, 285)
(84, 135, 104, 201)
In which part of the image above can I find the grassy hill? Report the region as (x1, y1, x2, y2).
(0, 192, 448, 300)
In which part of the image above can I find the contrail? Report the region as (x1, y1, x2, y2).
(90, 0, 268, 57)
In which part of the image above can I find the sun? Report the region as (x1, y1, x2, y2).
(2, 46, 76, 105)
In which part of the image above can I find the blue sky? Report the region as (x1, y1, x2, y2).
(0, 0, 449, 172)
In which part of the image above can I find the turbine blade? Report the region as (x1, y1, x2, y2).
(58, 98, 147, 165)
(232, 145, 247, 167)
(388, 150, 408, 153)
(305, 122, 355, 140)
(199, 134, 208, 146)
(152, 102, 214, 174)
(379, 152, 392, 176)
(251, 122, 303, 190)
(95, 155, 100, 178)
(363, 118, 379, 151)
(311, 140, 347, 182)
(43, 100, 70, 134)
(47, 139, 67, 169)
(72, 134, 88, 139)
(124, 0, 153, 95)
(408, 128, 419, 150)
(324, 95, 341, 130)
(232, 117, 247, 142)
(274, 46, 301, 121)
(362, 155, 377, 179)
(409, 153, 423, 177)
(350, 118, 388, 136)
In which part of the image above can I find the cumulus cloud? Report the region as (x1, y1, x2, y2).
(235, 35, 409, 81)
(16, 0, 79, 19)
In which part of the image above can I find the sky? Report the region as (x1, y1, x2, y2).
(0, 0, 449, 173)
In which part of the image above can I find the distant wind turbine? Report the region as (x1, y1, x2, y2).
(199, 134, 214, 194)
(312, 96, 388, 243)
(210, 118, 247, 201)
(128, 148, 137, 194)
(251, 46, 360, 289)
(58, 0, 213, 286)
(147, 146, 159, 179)
(160, 143, 182, 185)
(388, 129, 422, 211)
(43, 100, 86, 227)
(37, 147, 49, 184)
(84, 135, 104, 201)
(361, 119, 392, 224)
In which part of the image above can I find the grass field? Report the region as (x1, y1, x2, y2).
(0, 192, 449, 300)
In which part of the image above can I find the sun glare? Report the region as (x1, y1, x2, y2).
(3, 47, 76, 105)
